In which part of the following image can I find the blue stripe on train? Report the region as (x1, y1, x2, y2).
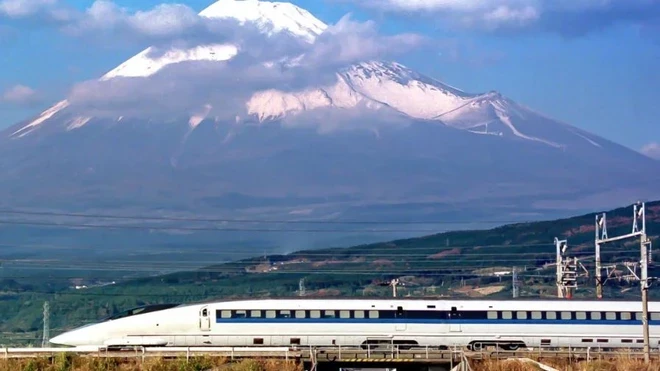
(216, 318, 660, 325)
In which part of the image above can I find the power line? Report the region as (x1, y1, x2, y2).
(0, 219, 479, 233)
(0, 241, 560, 253)
(0, 208, 537, 225)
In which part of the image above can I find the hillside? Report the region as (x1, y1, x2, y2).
(0, 201, 659, 346)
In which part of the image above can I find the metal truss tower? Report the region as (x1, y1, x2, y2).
(555, 238, 588, 299)
(595, 201, 651, 362)
(41, 301, 50, 348)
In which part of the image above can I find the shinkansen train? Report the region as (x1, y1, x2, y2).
(50, 298, 660, 350)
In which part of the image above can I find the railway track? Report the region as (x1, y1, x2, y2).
(3, 345, 659, 363)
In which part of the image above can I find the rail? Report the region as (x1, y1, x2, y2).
(3, 346, 292, 360)
(3, 345, 660, 363)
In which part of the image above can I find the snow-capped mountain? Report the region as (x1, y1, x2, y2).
(2, 0, 610, 152)
(1, 0, 659, 224)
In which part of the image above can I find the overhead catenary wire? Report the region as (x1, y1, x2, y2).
(0, 219, 503, 233)
(0, 241, 561, 252)
(0, 208, 543, 225)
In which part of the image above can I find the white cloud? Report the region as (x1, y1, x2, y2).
(641, 142, 660, 160)
(65, 14, 427, 121)
(349, 0, 660, 34)
(1, 84, 38, 104)
(74, 1, 205, 39)
(301, 14, 427, 68)
(1, 0, 231, 46)
(0, 0, 56, 17)
(0, 0, 73, 22)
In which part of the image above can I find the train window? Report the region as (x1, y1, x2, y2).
(502, 311, 512, 320)
(295, 310, 306, 318)
(652, 313, 660, 321)
(310, 310, 321, 319)
(561, 312, 571, 320)
(221, 310, 231, 319)
(605, 312, 616, 320)
(635, 312, 643, 321)
(253, 338, 264, 345)
(517, 311, 527, 320)
(581, 339, 593, 343)
(546, 312, 557, 320)
(531, 311, 542, 320)
(202, 309, 208, 317)
(622, 339, 633, 343)
(621, 312, 631, 320)
(576, 312, 586, 320)
(540, 339, 551, 346)
(369, 310, 379, 319)
(279, 310, 291, 318)
(379, 310, 395, 319)
(323, 310, 336, 318)
(590, 312, 602, 320)
(234, 310, 247, 318)
(290, 338, 301, 345)
(354, 310, 365, 319)
(487, 311, 497, 319)
(266, 311, 276, 318)
(340, 310, 350, 319)
(597, 339, 608, 343)
(250, 310, 262, 318)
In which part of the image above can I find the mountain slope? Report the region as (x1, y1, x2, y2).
(1, 0, 659, 225)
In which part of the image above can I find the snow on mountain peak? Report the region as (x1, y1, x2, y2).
(201, 0, 327, 43)
(103, 0, 327, 80)
(101, 44, 239, 80)
(337, 61, 475, 120)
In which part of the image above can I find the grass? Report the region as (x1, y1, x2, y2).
(473, 356, 660, 371)
(4, 355, 660, 371)
(0, 356, 303, 371)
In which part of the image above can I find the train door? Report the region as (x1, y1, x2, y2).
(395, 306, 406, 331)
(199, 306, 211, 332)
(448, 306, 461, 332)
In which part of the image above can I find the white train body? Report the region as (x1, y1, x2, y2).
(50, 298, 660, 350)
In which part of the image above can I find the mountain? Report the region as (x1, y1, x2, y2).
(0, 0, 659, 235)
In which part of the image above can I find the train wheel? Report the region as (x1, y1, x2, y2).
(469, 342, 484, 351)
(499, 342, 525, 351)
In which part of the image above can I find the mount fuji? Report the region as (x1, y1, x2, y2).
(1, 0, 659, 236)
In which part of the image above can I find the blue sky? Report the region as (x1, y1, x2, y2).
(0, 0, 658, 157)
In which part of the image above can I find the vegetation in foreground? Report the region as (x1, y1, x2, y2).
(3, 356, 660, 371)
(0, 355, 299, 371)
(474, 357, 660, 371)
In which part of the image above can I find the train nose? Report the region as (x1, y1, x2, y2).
(50, 331, 81, 347)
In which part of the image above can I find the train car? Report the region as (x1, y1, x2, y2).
(49, 298, 660, 350)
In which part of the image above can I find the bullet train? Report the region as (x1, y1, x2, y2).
(50, 298, 660, 350)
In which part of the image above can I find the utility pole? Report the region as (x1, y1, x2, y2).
(512, 267, 519, 298)
(555, 238, 588, 299)
(298, 278, 306, 297)
(595, 212, 607, 299)
(639, 204, 650, 364)
(556, 238, 568, 298)
(390, 278, 400, 297)
(42, 301, 50, 348)
(595, 201, 651, 363)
